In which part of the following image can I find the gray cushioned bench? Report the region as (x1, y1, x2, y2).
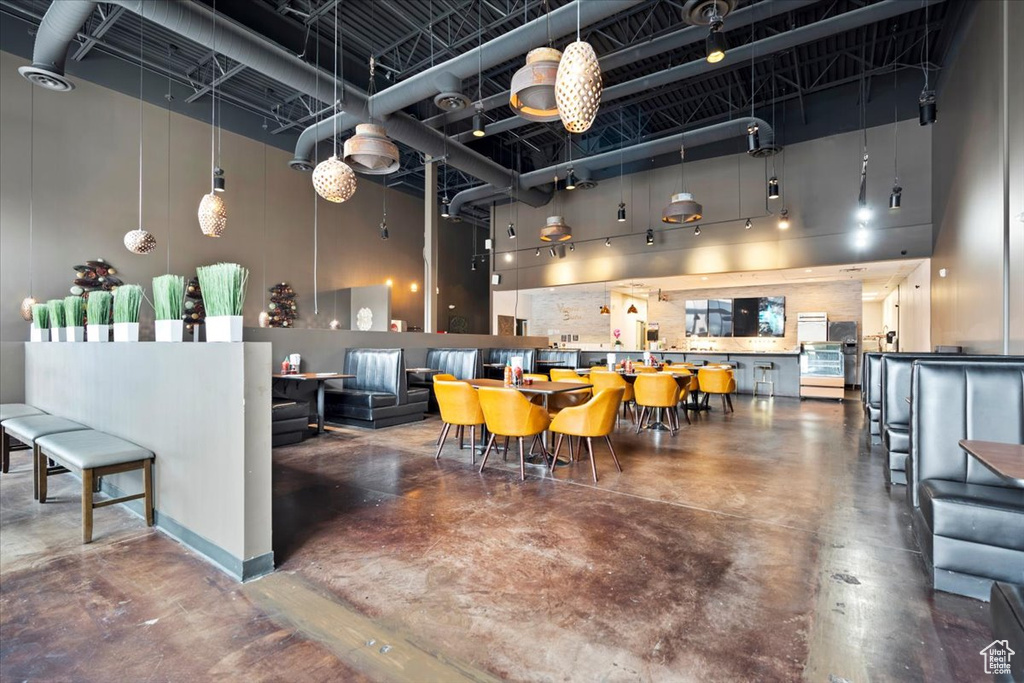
(1, 403, 47, 473)
(36, 430, 154, 544)
(1, 415, 88, 499)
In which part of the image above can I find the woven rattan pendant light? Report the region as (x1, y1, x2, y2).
(125, 14, 156, 253)
(554, 1, 602, 133)
(313, 0, 356, 201)
(198, 3, 227, 236)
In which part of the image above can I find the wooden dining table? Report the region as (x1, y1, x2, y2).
(272, 372, 354, 434)
(959, 439, 1024, 487)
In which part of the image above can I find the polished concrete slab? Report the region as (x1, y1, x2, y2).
(1, 395, 992, 681)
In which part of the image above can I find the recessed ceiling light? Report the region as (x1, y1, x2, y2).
(701, 276, 708, 281)
(805, 269, 813, 273)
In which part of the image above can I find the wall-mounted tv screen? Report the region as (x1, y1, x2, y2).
(708, 299, 733, 337)
(732, 298, 760, 337)
(685, 299, 709, 337)
(758, 296, 786, 337)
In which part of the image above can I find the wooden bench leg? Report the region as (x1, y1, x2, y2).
(38, 447, 48, 503)
(33, 444, 39, 501)
(82, 468, 94, 544)
(143, 459, 154, 527)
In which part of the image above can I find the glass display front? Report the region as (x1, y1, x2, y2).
(800, 342, 844, 377)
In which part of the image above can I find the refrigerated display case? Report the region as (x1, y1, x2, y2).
(800, 342, 845, 400)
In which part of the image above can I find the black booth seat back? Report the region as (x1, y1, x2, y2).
(537, 349, 582, 368)
(486, 348, 536, 373)
(426, 348, 481, 380)
(863, 352, 882, 406)
(344, 348, 408, 403)
(881, 354, 970, 428)
(909, 360, 1024, 507)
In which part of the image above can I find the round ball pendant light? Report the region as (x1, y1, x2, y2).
(555, 41, 602, 133)
(312, 156, 357, 203)
(509, 47, 563, 122)
(198, 192, 227, 237)
(343, 124, 399, 175)
(20, 296, 37, 322)
(539, 215, 573, 242)
(662, 192, 703, 224)
(123, 228, 157, 254)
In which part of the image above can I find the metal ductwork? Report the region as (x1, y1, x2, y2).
(20, 0, 551, 205)
(448, 117, 773, 217)
(424, 0, 818, 129)
(291, 0, 638, 170)
(458, 0, 946, 143)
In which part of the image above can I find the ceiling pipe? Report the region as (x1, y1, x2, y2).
(19, 0, 550, 205)
(448, 117, 772, 217)
(424, 0, 818, 129)
(457, 0, 947, 143)
(291, 0, 638, 169)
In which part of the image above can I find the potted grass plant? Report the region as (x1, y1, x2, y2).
(153, 275, 185, 342)
(197, 263, 248, 342)
(86, 290, 112, 342)
(113, 284, 143, 342)
(63, 295, 85, 342)
(30, 303, 49, 342)
(47, 299, 66, 341)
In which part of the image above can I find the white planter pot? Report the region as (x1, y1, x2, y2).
(30, 325, 49, 342)
(65, 326, 85, 343)
(205, 315, 243, 342)
(155, 319, 184, 342)
(50, 327, 64, 342)
(87, 324, 110, 342)
(113, 322, 140, 342)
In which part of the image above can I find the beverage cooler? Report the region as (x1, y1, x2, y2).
(800, 342, 845, 400)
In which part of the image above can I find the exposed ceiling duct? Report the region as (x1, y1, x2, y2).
(290, 0, 639, 171)
(421, 0, 818, 130)
(456, 0, 948, 144)
(448, 117, 773, 217)
(18, 0, 553, 206)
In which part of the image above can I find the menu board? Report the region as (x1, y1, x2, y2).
(686, 297, 785, 338)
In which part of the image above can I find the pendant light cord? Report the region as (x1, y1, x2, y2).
(332, 0, 340, 157)
(138, 10, 144, 230)
(166, 45, 173, 272)
(892, 27, 899, 184)
(477, 0, 482, 104)
(28, 85, 34, 296)
(576, 0, 580, 42)
(210, 0, 216, 193)
(313, 14, 321, 316)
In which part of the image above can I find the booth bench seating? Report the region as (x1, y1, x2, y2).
(536, 349, 581, 370)
(907, 360, 1024, 601)
(324, 348, 428, 429)
(1, 403, 45, 473)
(485, 348, 536, 374)
(271, 399, 311, 447)
(862, 352, 883, 444)
(0, 403, 154, 544)
(408, 348, 481, 412)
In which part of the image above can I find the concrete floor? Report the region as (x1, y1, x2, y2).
(0, 394, 993, 681)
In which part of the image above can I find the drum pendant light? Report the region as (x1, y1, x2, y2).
(662, 144, 703, 224)
(540, 173, 572, 242)
(313, 0, 356, 201)
(344, 57, 399, 175)
(126, 14, 156, 253)
(555, 2, 602, 133)
(510, 48, 563, 122)
(198, 2, 227, 236)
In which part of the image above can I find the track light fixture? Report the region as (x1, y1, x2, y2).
(507, 222, 516, 239)
(778, 209, 790, 230)
(548, 246, 557, 257)
(535, 247, 541, 256)
(569, 242, 575, 252)
(617, 202, 626, 222)
(694, 225, 701, 236)
(471, 257, 477, 271)
(605, 237, 611, 247)
(705, 11, 726, 64)
(745, 218, 752, 230)
(767, 176, 779, 200)
(645, 228, 655, 246)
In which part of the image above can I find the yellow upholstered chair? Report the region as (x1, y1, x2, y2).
(634, 373, 684, 434)
(433, 380, 485, 461)
(432, 373, 457, 382)
(550, 368, 583, 382)
(589, 365, 609, 372)
(632, 365, 658, 373)
(666, 370, 693, 425)
(591, 370, 635, 423)
(431, 373, 460, 445)
(549, 388, 625, 482)
(477, 387, 551, 480)
(698, 367, 736, 413)
(524, 373, 549, 382)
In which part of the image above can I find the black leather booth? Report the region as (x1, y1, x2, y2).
(271, 399, 310, 447)
(536, 349, 581, 370)
(485, 348, 536, 374)
(881, 354, 1010, 485)
(907, 359, 1024, 600)
(991, 582, 1024, 682)
(324, 348, 428, 429)
(863, 352, 883, 443)
(409, 348, 481, 411)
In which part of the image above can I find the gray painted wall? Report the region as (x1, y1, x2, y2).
(350, 285, 391, 332)
(930, 1, 1024, 354)
(491, 121, 932, 291)
(24, 342, 272, 578)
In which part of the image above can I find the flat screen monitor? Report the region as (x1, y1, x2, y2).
(685, 299, 709, 337)
(732, 298, 760, 337)
(708, 299, 733, 337)
(758, 296, 786, 337)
